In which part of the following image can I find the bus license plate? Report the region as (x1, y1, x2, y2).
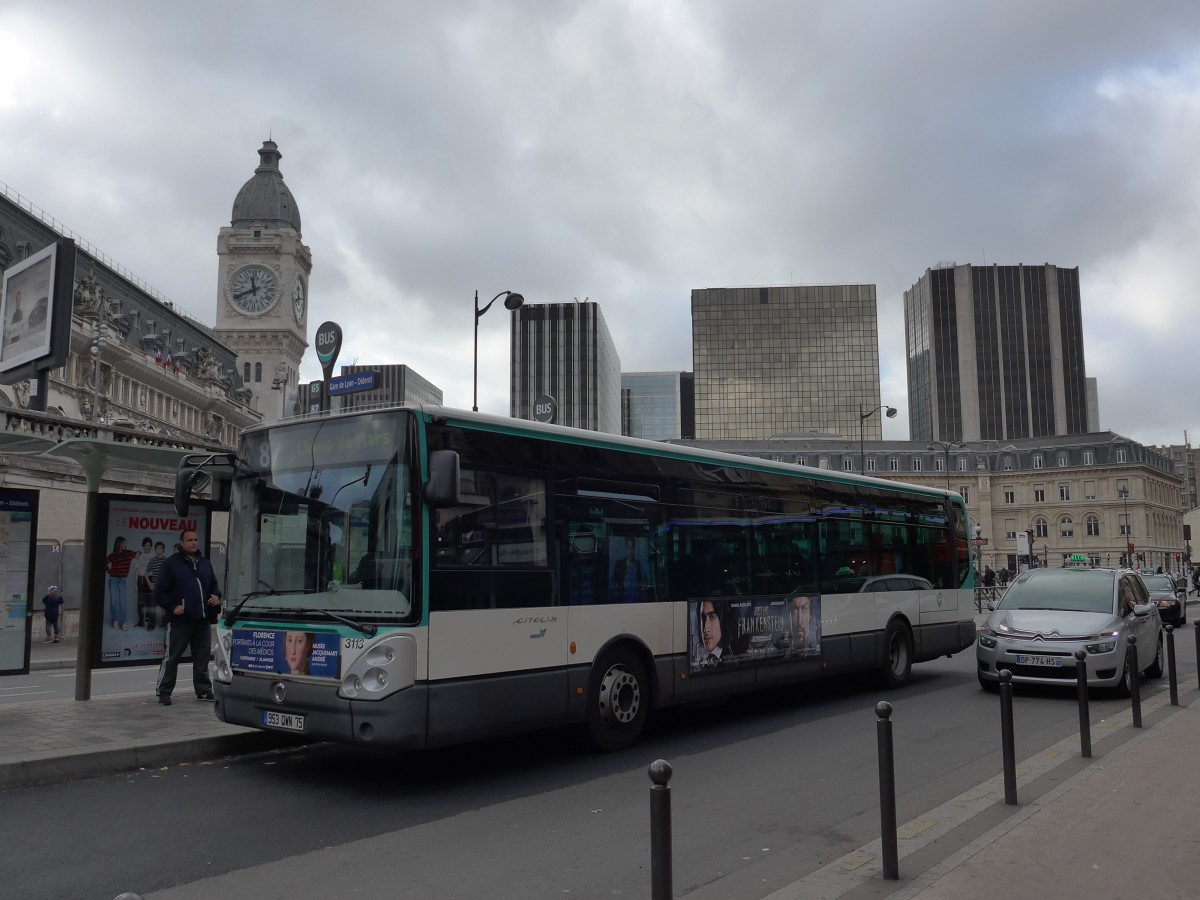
(263, 710, 305, 732)
(1015, 654, 1062, 668)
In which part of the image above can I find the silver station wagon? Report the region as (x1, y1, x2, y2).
(976, 567, 1163, 696)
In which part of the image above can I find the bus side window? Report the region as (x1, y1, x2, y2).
(434, 469, 496, 566)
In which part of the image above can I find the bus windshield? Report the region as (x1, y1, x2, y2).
(225, 411, 416, 625)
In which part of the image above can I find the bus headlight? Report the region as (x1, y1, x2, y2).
(212, 629, 234, 683)
(340, 633, 416, 701)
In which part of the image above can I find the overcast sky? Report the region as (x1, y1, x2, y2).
(4, 2, 1199, 446)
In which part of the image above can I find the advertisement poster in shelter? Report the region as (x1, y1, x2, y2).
(97, 496, 211, 666)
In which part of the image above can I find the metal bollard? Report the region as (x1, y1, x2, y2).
(113, 894, 145, 900)
(875, 701, 898, 880)
(1073, 650, 1091, 758)
(1127, 635, 1141, 728)
(998, 669, 1018, 805)
(648, 759, 673, 900)
(1195, 622, 1200, 690)
(1166, 625, 1178, 706)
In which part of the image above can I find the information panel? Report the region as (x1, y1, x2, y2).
(0, 489, 38, 674)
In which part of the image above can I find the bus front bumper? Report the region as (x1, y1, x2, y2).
(215, 674, 430, 749)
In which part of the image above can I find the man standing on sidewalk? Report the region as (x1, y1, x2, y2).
(153, 530, 221, 705)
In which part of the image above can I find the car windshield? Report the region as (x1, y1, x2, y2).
(1142, 575, 1175, 592)
(997, 569, 1115, 614)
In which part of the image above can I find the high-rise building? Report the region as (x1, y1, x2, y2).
(334, 363, 442, 412)
(904, 263, 1088, 442)
(510, 300, 621, 433)
(621, 372, 694, 440)
(691, 284, 884, 440)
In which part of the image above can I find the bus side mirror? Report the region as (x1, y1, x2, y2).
(174, 466, 211, 516)
(424, 449, 461, 508)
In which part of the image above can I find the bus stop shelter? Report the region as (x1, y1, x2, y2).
(0, 410, 225, 698)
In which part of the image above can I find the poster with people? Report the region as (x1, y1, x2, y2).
(229, 628, 341, 678)
(99, 497, 210, 665)
(689, 591, 822, 673)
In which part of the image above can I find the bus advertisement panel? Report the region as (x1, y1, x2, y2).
(690, 593, 822, 672)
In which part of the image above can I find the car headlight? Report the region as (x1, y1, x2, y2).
(978, 626, 998, 649)
(1085, 632, 1119, 654)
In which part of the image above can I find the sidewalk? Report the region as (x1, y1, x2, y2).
(1, 635, 303, 790)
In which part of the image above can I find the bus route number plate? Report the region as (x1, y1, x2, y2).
(264, 710, 306, 732)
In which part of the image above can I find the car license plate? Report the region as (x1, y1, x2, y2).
(263, 710, 305, 732)
(1015, 654, 1062, 668)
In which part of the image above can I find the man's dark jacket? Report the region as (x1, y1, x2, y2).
(155, 551, 221, 621)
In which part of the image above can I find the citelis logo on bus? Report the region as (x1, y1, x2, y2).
(513, 616, 557, 624)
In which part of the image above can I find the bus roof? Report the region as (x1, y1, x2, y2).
(247, 403, 961, 506)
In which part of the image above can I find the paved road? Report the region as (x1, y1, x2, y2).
(4, 646, 1191, 900)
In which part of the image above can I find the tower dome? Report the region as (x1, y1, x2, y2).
(230, 140, 301, 233)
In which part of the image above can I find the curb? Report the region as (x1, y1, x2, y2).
(0, 731, 311, 791)
(30, 658, 76, 672)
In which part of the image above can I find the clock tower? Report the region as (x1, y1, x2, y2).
(215, 139, 310, 419)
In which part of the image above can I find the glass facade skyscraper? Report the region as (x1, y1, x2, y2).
(621, 371, 694, 440)
(510, 300, 621, 433)
(904, 263, 1087, 442)
(691, 284, 884, 440)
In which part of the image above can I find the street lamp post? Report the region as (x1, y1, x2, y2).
(859, 403, 897, 474)
(88, 319, 107, 424)
(927, 439, 966, 492)
(473, 289, 524, 413)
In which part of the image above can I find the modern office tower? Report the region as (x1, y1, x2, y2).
(904, 263, 1088, 443)
(1086, 377, 1100, 432)
(621, 372, 694, 440)
(334, 363, 442, 412)
(691, 284, 884, 441)
(510, 300, 621, 433)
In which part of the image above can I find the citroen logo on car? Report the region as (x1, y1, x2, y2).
(272, 681, 287, 704)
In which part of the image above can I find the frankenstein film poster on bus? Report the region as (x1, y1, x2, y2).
(689, 592, 822, 673)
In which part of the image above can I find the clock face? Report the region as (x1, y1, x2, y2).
(230, 266, 278, 314)
(293, 274, 306, 322)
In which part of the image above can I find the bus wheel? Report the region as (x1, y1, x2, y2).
(586, 648, 649, 752)
(880, 620, 913, 688)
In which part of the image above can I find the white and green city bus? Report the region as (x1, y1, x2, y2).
(176, 405, 977, 751)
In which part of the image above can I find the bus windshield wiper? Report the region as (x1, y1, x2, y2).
(295, 607, 378, 638)
(224, 588, 318, 627)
